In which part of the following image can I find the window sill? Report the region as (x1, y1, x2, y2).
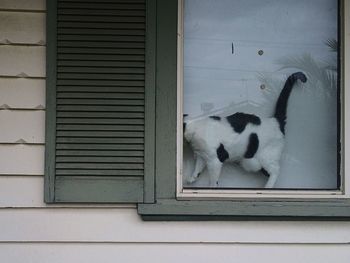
(138, 198, 350, 220)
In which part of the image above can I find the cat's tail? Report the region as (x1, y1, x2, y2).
(274, 72, 307, 134)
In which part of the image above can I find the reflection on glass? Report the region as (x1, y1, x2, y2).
(182, 0, 339, 189)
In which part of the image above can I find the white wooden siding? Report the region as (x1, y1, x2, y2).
(0, 46, 45, 77)
(0, 1, 350, 262)
(0, 244, 350, 263)
(0, 12, 45, 44)
(0, 145, 44, 175)
(0, 111, 44, 143)
(1, 205, 350, 244)
(0, 0, 45, 11)
(0, 78, 45, 109)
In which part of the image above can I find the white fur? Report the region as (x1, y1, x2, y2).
(184, 116, 284, 188)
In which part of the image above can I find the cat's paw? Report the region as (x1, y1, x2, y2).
(209, 181, 219, 187)
(187, 176, 197, 184)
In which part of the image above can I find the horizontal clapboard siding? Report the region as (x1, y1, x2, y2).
(2, 244, 350, 263)
(46, 0, 148, 203)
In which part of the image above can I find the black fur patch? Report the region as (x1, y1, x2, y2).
(274, 72, 307, 135)
(244, 133, 259, 159)
(261, 168, 270, 177)
(210, 116, 221, 121)
(226, 112, 261, 133)
(183, 114, 188, 132)
(216, 143, 229, 163)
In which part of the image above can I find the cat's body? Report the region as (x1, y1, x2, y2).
(184, 72, 307, 188)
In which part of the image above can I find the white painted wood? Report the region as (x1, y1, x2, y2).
(0, 111, 44, 143)
(0, 176, 45, 207)
(0, 46, 45, 77)
(176, 0, 184, 194)
(0, 176, 135, 208)
(1, 243, 350, 263)
(0, 208, 350, 243)
(344, 0, 350, 197)
(0, 0, 45, 11)
(0, 145, 44, 175)
(0, 174, 349, 243)
(0, 12, 45, 44)
(0, 78, 45, 109)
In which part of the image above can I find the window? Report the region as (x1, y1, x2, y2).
(46, 0, 350, 219)
(178, 0, 341, 197)
(138, 0, 350, 219)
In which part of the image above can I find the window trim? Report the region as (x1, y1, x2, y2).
(138, 0, 350, 219)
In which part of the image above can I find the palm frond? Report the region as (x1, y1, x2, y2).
(276, 54, 336, 96)
(257, 73, 284, 100)
(324, 38, 338, 52)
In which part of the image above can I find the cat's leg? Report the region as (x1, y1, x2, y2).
(207, 158, 223, 187)
(261, 162, 280, 188)
(259, 139, 284, 188)
(187, 154, 206, 183)
(241, 158, 261, 173)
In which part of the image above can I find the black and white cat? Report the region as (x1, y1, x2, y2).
(184, 72, 307, 188)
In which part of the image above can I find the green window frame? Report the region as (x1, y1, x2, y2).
(138, 0, 350, 220)
(45, 0, 350, 220)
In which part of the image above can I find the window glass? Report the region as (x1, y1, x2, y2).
(182, 0, 340, 189)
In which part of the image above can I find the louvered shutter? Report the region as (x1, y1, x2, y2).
(45, 0, 154, 203)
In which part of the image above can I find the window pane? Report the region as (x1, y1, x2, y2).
(182, 0, 339, 189)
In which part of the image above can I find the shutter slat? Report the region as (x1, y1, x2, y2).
(58, 22, 145, 29)
(56, 144, 143, 150)
(57, 130, 144, 137)
(57, 150, 143, 157)
(58, 28, 145, 36)
(58, 15, 145, 23)
(57, 34, 144, 42)
(57, 118, 144, 125)
(58, 41, 145, 49)
(56, 163, 144, 169)
(59, 0, 145, 3)
(58, 3, 145, 10)
(56, 80, 144, 86)
(56, 169, 143, 176)
(57, 156, 143, 163)
(56, 138, 144, 144)
(57, 60, 144, 67)
(57, 98, 144, 105)
(57, 9, 145, 16)
(57, 86, 144, 93)
(57, 66, 145, 74)
(57, 54, 145, 61)
(57, 73, 145, 80)
(57, 105, 144, 112)
(57, 124, 144, 131)
(57, 92, 144, 99)
(58, 47, 145, 55)
(56, 112, 144, 118)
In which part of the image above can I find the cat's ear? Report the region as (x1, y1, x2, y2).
(183, 114, 188, 131)
(182, 114, 188, 132)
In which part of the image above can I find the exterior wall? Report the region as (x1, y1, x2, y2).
(0, 1, 350, 262)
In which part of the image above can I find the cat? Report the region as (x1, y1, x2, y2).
(183, 72, 307, 188)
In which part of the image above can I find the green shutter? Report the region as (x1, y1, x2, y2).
(45, 0, 155, 203)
